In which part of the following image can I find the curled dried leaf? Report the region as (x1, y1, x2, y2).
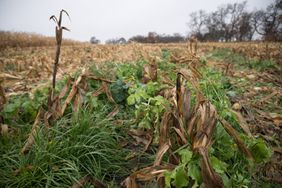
(102, 81, 115, 103)
(142, 63, 157, 83)
(107, 105, 119, 118)
(61, 74, 84, 115)
(49, 15, 58, 24)
(192, 101, 217, 150)
(154, 142, 170, 166)
(159, 111, 172, 147)
(199, 147, 224, 188)
(72, 89, 82, 112)
(122, 164, 175, 187)
(230, 110, 252, 137)
(172, 127, 188, 144)
(219, 118, 253, 160)
(121, 176, 138, 188)
(21, 108, 43, 154)
(0, 83, 6, 110)
(1, 124, 8, 136)
(62, 26, 70, 32)
(129, 129, 152, 152)
(88, 75, 115, 83)
(60, 9, 71, 25)
(71, 175, 106, 188)
(58, 76, 73, 99)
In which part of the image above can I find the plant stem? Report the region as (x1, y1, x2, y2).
(52, 43, 61, 90)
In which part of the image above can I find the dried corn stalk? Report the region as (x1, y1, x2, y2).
(176, 69, 223, 188)
(0, 82, 6, 108)
(89, 76, 119, 118)
(0, 80, 6, 125)
(142, 62, 158, 83)
(121, 164, 175, 188)
(189, 36, 198, 55)
(49, 9, 70, 92)
(44, 10, 71, 127)
(190, 101, 223, 188)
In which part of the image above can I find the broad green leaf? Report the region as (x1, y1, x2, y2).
(138, 119, 151, 129)
(127, 95, 135, 105)
(164, 171, 173, 188)
(173, 165, 188, 188)
(110, 79, 128, 104)
(178, 149, 193, 164)
(22, 101, 34, 113)
(222, 173, 232, 188)
(90, 97, 98, 108)
(187, 161, 202, 184)
(210, 156, 228, 174)
(136, 95, 141, 103)
(250, 139, 272, 163)
(3, 103, 18, 113)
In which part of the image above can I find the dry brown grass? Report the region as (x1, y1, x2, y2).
(0, 31, 80, 50)
(199, 42, 282, 65)
(1, 40, 281, 97)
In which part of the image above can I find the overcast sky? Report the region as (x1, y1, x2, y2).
(0, 0, 272, 43)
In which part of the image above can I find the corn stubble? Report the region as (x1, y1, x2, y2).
(0, 80, 7, 134)
(21, 10, 70, 154)
(123, 48, 254, 188)
(12, 30, 256, 186)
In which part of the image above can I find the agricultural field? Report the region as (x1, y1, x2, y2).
(0, 34, 282, 188)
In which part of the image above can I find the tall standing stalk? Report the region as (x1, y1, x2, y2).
(53, 36, 61, 90)
(50, 10, 70, 93)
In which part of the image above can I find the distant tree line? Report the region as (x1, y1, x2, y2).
(188, 0, 282, 42)
(127, 32, 185, 43)
(90, 32, 186, 44)
(105, 37, 126, 44)
(90, 0, 281, 44)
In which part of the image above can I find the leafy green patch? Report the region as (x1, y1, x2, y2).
(126, 81, 169, 135)
(134, 95, 169, 131)
(116, 60, 145, 82)
(165, 150, 201, 188)
(207, 48, 279, 72)
(0, 106, 131, 187)
(247, 59, 278, 72)
(127, 82, 162, 105)
(1, 92, 45, 125)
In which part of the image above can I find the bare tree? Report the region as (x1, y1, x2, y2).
(187, 1, 268, 42)
(188, 10, 207, 41)
(105, 37, 126, 44)
(253, 0, 282, 41)
(236, 12, 255, 41)
(147, 32, 158, 43)
(90, 36, 100, 44)
(226, 1, 248, 41)
(204, 11, 225, 41)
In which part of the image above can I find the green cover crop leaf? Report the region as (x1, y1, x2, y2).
(110, 79, 128, 104)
